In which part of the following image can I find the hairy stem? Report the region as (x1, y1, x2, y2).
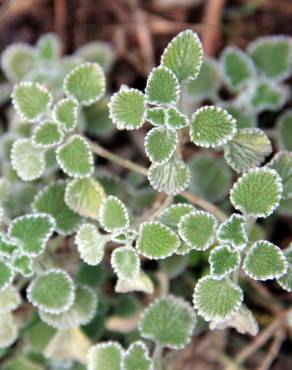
(153, 343, 163, 370)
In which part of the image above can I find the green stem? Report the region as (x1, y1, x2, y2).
(153, 344, 163, 370)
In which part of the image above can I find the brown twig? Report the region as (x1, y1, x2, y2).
(54, 0, 67, 53)
(256, 329, 286, 370)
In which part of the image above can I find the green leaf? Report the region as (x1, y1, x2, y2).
(12, 82, 53, 122)
(145, 127, 177, 164)
(123, 341, 152, 370)
(99, 196, 129, 232)
(137, 222, 180, 259)
(145, 66, 179, 106)
(32, 181, 82, 235)
(146, 107, 166, 126)
(76, 41, 114, 72)
(178, 211, 218, 251)
(224, 128, 272, 173)
(0, 233, 19, 258)
(56, 135, 94, 178)
(75, 224, 107, 265)
(161, 30, 203, 83)
(88, 342, 123, 370)
(0, 312, 18, 348)
(222, 102, 256, 129)
(53, 98, 78, 133)
(193, 276, 243, 322)
(27, 269, 75, 314)
(248, 36, 292, 81)
(148, 155, 190, 195)
(166, 107, 189, 130)
(40, 284, 97, 330)
(32, 120, 63, 148)
(0, 286, 21, 314)
(221, 47, 256, 91)
(160, 255, 187, 278)
(64, 62, 106, 105)
(115, 271, 154, 294)
(109, 87, 146, 130)
(230, 168, 283, 218)
(65, 177, 105, 219)
(217, 214, 247, 251)
(0, 259, 14, 292)
(111, 246, 140, 280)
(267, 151, 292, 199)
(209, 245, 240, 279)
(11, 138, 45, 181)
(243, 240, 287, 280)
(139, 295, 196, 349)
(11, 254, 33, 277)
(277, 245, 292, 292)
(190, 106, 236, 148)
(37, 33, 60, 61)
(160, 203, 194, 227)
(277, 110, 292, 151)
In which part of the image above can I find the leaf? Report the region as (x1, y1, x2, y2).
(166, 107, 189, 129)
(75, 224, 107, 265)
(53, 98, 78, 133)
(190, 106, 236, 148)
(0, 286, 21, 314)
(160, 255, 187, 278)
(178, 211, 217, 251)
(243, 240, 287, 281)
(99, 196, 129, 232)
(37, 33, 60, 61)
(223, 102, 257, 129)
(277, 245, 292, 292)
(145, 127, 177, 164)
(146, 107, 166, 126)
(40, 284, 97, 330)
(277, 110, 292, 151)
(115, 271, 154, 294)
(145, 66, 180, 106)
(267, 152, 292, 199)
(11, 254, 33, 277)
(0, 312, 18, 348)
(230, 168, 283, 218)
(137, 222, 180, 259)
(8, 213, 55, 257)
(11, 138, 46, 181)
(217, 214, 247, 251)
(193, 276, 243, 322)
(161, 30, 203, 83)
(148, 155, 190, 195)
(56, 135, 94, 178)
(111, 246, 140, 280)
(224, 128, 272, 173)
(122, 341, 153, 370)
(109, 87, 146, 130)
(32, 120, 64, 148)
(27, 269, 75, 314)
(209, 245, 240, 279)
(160, 203, 194, 227)
(32, 181, 82, 235)
(76, 41, 114, 72)
(65, 177, 105, 219)
(12, 82, 53, 122)
(0, 233, 19, 258)
(221, 47, 256, 91)
(2, 357, 45, 370)
(64, 62, 106, 105)
(0, 259, 14, 292)
(88, 342, 123, 370)
(248, 36, 292, 81)
(139, 295, 196, 349)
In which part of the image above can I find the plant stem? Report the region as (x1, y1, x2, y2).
(153, 343, 163, 370)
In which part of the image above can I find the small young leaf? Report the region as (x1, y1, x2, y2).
(139, 295, 196, 349)
(0, 286, 21, 313)
(243, 240, 287, 280)
(161, 30, 203, 82)
(65, 177, 105, 219)
(230, 168, 282, 218)
(27, 269, 75, 314)
(0, 233, 19, 258)
(166, 107, 189, 130)
(37, 33, 60, 61)
(75, 224, 107, 266)
(0, 259, 14, 292)
(115, 271, 154, 294)
(145, 66, 180, 106)
(178, 211, 218, 251)
(145, 127, 177, 164)
(209, 245, 240, 279)
(277, 110, 292, 151)
(32, 120, 64, 148)
(111, 246, 140, 280)
(193, 276, 243, 322)
(53, 98, 78, 133)
(88, 342, 123, 370)
(56, 135, 94, 178)
(11, 138, 46, 181)
(12, 254, 33, 277)
(190, 106, 236, 148)
(146, 107, 166, 126)
(64, 62, 106, 105)
(122, 341, 153, 370)
(0, 312, 18, 348)
(12, 82, 53, 122)
(109, 87, 146, 130)
(8, 213, 55, 257)
(99, 196, 129, 233)
(160, 203, 194, 227)
(217, 214, 247, 251)
(137, 222, 180, 259)
(224, 128, 272, 173)
(277, 245, 292, 292)
(267, 151, 292, 199)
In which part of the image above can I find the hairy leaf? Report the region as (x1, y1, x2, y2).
(277, 245, 292, 292)
(12, 254, 33, 277)
(217, 214, 247, 251)
(111, 246, 140, 280)
(32, 120, 63, 148)
(166, 107, 189, 129)
(146, 107, 166, 126)
(277, 110, 292, 151)
(0, 312, 18, 348)
(88, 342, 123, 370)
(122, 341, 153, 370)
(53, 97, 78, 132)
(160, 203, 194, 227)
(145, 127, 177, 164)
(0, 259, 14, 292)
(267, 151, 292, 199)
(209, 245, 240, 278)
(0, 286, 21, 313)
(99, 196, 129, 232)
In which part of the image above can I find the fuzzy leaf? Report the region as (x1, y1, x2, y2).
(88, 342, 123, 370)
(267, 152, 292, 199)
(76, 41, 114, 72)
(146, 107, 166, 126)
(161, 30, 203, 82)
(139, 295, 196, 349)
(12, 254, 33, 277)
(178, 211, 217, 251)
(0, 312, 18, 348)
(0, 259, 13, 292)
(32, 120, 63, 148)
(217, 214, 247, 251)
(99, 196, 129, 232)
(53, 98, 78, 132)
(145, 127, 177, 164)
(160, 203, 194, 227)
(193, 276, 243, 322)
(64, 62, 105, 105)
(65, 177, 105, 219)
(0, 286, 21, 313)
(27, 269, 75, 314)
(277, 110, 292, 151)
(56, 135, 94, 178)
(277, 245, 292, 292)
(223, 103, 256, 129)
(0, 234, 19, 258)
(109, 87, 146, 130)
(243, 240, 287, 280)
(123, 341, 153, 370)
(190, 106, 236, 148)
(111, 246, 140, 280)
(224, 128, 272, 173)
(166, 107, 189, 129)
(230, 168, 282, 218)
(209, 245, 240, 278)
(115, 271, 154, 294)
(137, 222, 180, 259)
(37, 33, 60, 61)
